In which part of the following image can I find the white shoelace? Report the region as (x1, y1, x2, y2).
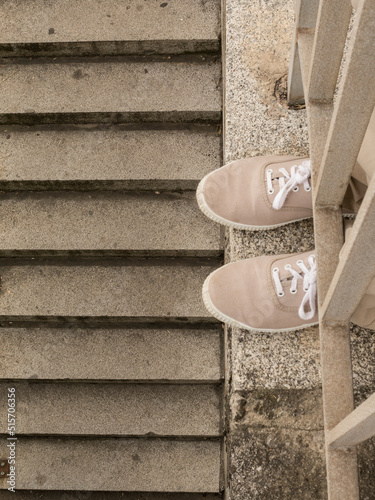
(266, 160, 312, 210)
(272, 254, 317, 320)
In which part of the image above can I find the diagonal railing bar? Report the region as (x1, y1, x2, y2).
(308, 0, 352, 104)
(288, 0, 320, 105)
(321, 172, 375, 322)
(314, 0, 375, 209)
(328, 393, 375, 448)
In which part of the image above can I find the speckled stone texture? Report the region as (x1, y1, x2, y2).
(224, 0, 309, 162)
(224, 0, 374, 498)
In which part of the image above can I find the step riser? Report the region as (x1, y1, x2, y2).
(0, 383, 222, 436)
(0, 493, 223, 499)
(0, 41, 220, 58)
(0, 181, 202, 192)
(0, 111, 221, 126)
(0, 316, 218, 327)
(0, 250, 222, 258)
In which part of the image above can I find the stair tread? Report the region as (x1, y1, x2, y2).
(0, 327, 222, 381)
(0, 383, 221, 436)
(0, 126, 221, 190)
(0, 60, 221, 123)
(0, 264, 219, 321)
(0, 0, 220, 55)
(0, 192, 221, 256)
(0, 438, 221, 492)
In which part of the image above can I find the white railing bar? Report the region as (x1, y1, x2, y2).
(288, 3, 375, 498)
(287, 26, 304, 105)
(328, 393, 375, 448)
(296, 0, 320, 29)
(288, 0, 320, 105)
(314, 0, 375, 208)
(313, 207, 344, 301)
(325, 450, 360, 500)
(308, 0, 352, 103)
(321, 172, 375, 322)
(299, 33, 341, 299)
(295, 4, 362, 498)
(297, 32, 333, 178)
(320, 322, 354, 431)
(320, 323, 359, 499)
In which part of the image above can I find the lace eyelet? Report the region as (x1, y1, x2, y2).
(278, 291, 285, 297)
(273, 267, 279, 273)
(297, 260, 303, 265)
(290, 288, 297, 294)
(267, 169, 273, 174)
(304, 186, 312, 192)
(268, 188, 274, 195)
(284, 264, 291, 270)
(293, 186, 299, 192)
(303, 287, 309, 292)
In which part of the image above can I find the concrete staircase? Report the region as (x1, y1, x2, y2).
(0, 0, 223, 496)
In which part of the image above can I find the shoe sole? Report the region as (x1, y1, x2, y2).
(202, 271, 319, 333)
(196, 164, 313, 231)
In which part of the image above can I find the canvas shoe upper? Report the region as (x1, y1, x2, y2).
(196, 155, 313, 230)
(202, 251, 318, 332)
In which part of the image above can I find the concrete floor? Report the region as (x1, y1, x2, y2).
(223, 0, 375, 498)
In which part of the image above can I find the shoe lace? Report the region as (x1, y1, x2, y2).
(272, 254, 317, 321)
(266, 160, 312, 210)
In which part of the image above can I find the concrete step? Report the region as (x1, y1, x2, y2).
(0, 262, 219, 324)
(0, 125, 221, 191)
(0, 192, 221, 257)
(0, 0, 220, 57)
(0, 383, 222, 436)
(0, 59, 221, 125)
(0, 327, 222, 382)
(0, 493, 223, 500)
(0, 438, 222, 492)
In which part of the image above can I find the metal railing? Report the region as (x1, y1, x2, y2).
(288, 0, 375, 498)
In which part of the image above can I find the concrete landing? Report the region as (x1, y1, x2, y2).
(224, 1, 375, 498)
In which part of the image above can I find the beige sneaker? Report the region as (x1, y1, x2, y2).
(203, 251, 318, 332)
(197, 155, 313, 230)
